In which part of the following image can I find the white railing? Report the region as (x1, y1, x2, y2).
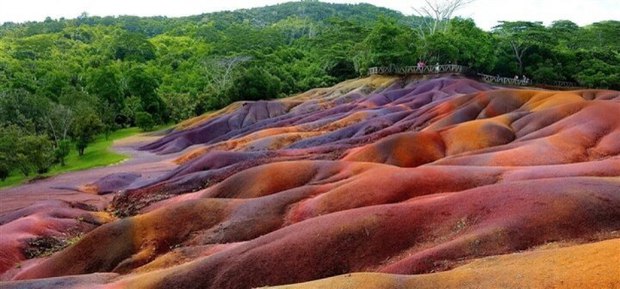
(368, 64, 469, 75)
(477, 73, 531, 86)
(368, 65, 580, 88)
(477, 73, 579, 88)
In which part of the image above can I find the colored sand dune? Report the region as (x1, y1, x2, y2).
(1, 74, 619, 288)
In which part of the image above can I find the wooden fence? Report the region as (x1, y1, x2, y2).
(368, 64, 471, 75)
(477, 73, 579, 88)
(368, 65, 580, 88)
(477, 73, 532, 86)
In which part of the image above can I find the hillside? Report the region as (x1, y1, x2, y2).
(1, 73, 619, 288)
(2, 1, 618, 187)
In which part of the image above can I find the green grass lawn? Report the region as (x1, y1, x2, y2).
(0, 127, 142, 189)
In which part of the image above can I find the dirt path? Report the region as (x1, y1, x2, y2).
(0, 134, 179, 214)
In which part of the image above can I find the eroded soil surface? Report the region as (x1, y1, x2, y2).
(1, 74, 619, 289)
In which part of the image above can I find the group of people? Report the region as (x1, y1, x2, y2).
(417, 61, 426, 70)
(417, 61, 442, 72)
(514, 75, 531, 84)
(490, 74, 531, 85)
(415, 61, 531, 85)
(381, 61, 537, 87)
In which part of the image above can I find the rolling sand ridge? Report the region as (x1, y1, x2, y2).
(1, 74, 619, 288)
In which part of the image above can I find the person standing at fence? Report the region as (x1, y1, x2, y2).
(435, 63, 440, 72)
(419, 61, 427, 72)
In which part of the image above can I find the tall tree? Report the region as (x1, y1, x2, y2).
(0, 125, 22, 180)
(203, 56, 253, 93)
(0, 89, 50, 134)
(44, 103, 74, 147)
(493, 21, 549, 75)
(201, 56, 252, 108)
(111, 31, 156, 62)
(412, 0, 474, 39)
(15, 134, 55, 175)
(443, 18, 496, 70)
(72, 107, 103, 156)
(87, 67, 123, 118)
(126, 66, 164, 121)
(362, 17, 415, 68)
(229, 67, 282, 102)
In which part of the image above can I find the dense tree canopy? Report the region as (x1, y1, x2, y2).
(362, 17, 415, 69)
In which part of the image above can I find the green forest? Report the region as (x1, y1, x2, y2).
(0, 1, 619, 182)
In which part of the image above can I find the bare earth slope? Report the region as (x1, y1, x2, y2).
(1, 74, 619, 288)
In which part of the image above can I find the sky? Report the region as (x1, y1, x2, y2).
(0, 0, 617, 30)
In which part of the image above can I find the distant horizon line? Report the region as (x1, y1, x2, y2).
(1, 1, 615, 31)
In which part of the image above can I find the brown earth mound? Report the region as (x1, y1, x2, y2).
(1, 74, 618, 288)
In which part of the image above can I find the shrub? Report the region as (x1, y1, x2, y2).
(136, 111, 155, 131)
(18, 135, 55, 174)
(54, 139, 71, 166)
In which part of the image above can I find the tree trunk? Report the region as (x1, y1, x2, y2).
(510, 41, 528, 75)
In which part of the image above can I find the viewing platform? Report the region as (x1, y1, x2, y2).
(368, 64, 581, 89)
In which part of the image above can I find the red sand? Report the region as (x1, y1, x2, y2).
(1, 75, 618, 288)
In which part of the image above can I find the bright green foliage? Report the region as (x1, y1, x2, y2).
(86, 67, 123, 116)
(422, 32, 457, 64)
(150, 35, 210, 96)
(490, 20, 619, 88)
(576, 56, 620, 89)
(54, 139, 71, 166)
(0, 1, 617, 185)
(126, 66, 165, 122)
(0, 89, 50, 133)
(362, 17, 415, 69)
(444, 18, 496, 71)
(0, 128, 142, 188)
(576, 21, 620, 50)
(72, 108, 104, 156)
(45, 103, 74, 147)
(112, 31, 156, 62)
(135, 111, 155, 131)
(0, 2, 618, 150)
(121, 96, 143, 126)
(18, 134, 55, 175)
(162, 93, 198, 123)
(229, 67, 282, 102)
(0, 125, 22, 180)
(0, 0, 617, 189)
(531, 65, 561, 83)
(492, 21, 550, 75)
(304, 18, 368, 81)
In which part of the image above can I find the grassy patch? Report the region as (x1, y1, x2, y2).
(0, 174, 27, 188)
(0, 127, 142, 189)
(23, 234, 84, 259)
